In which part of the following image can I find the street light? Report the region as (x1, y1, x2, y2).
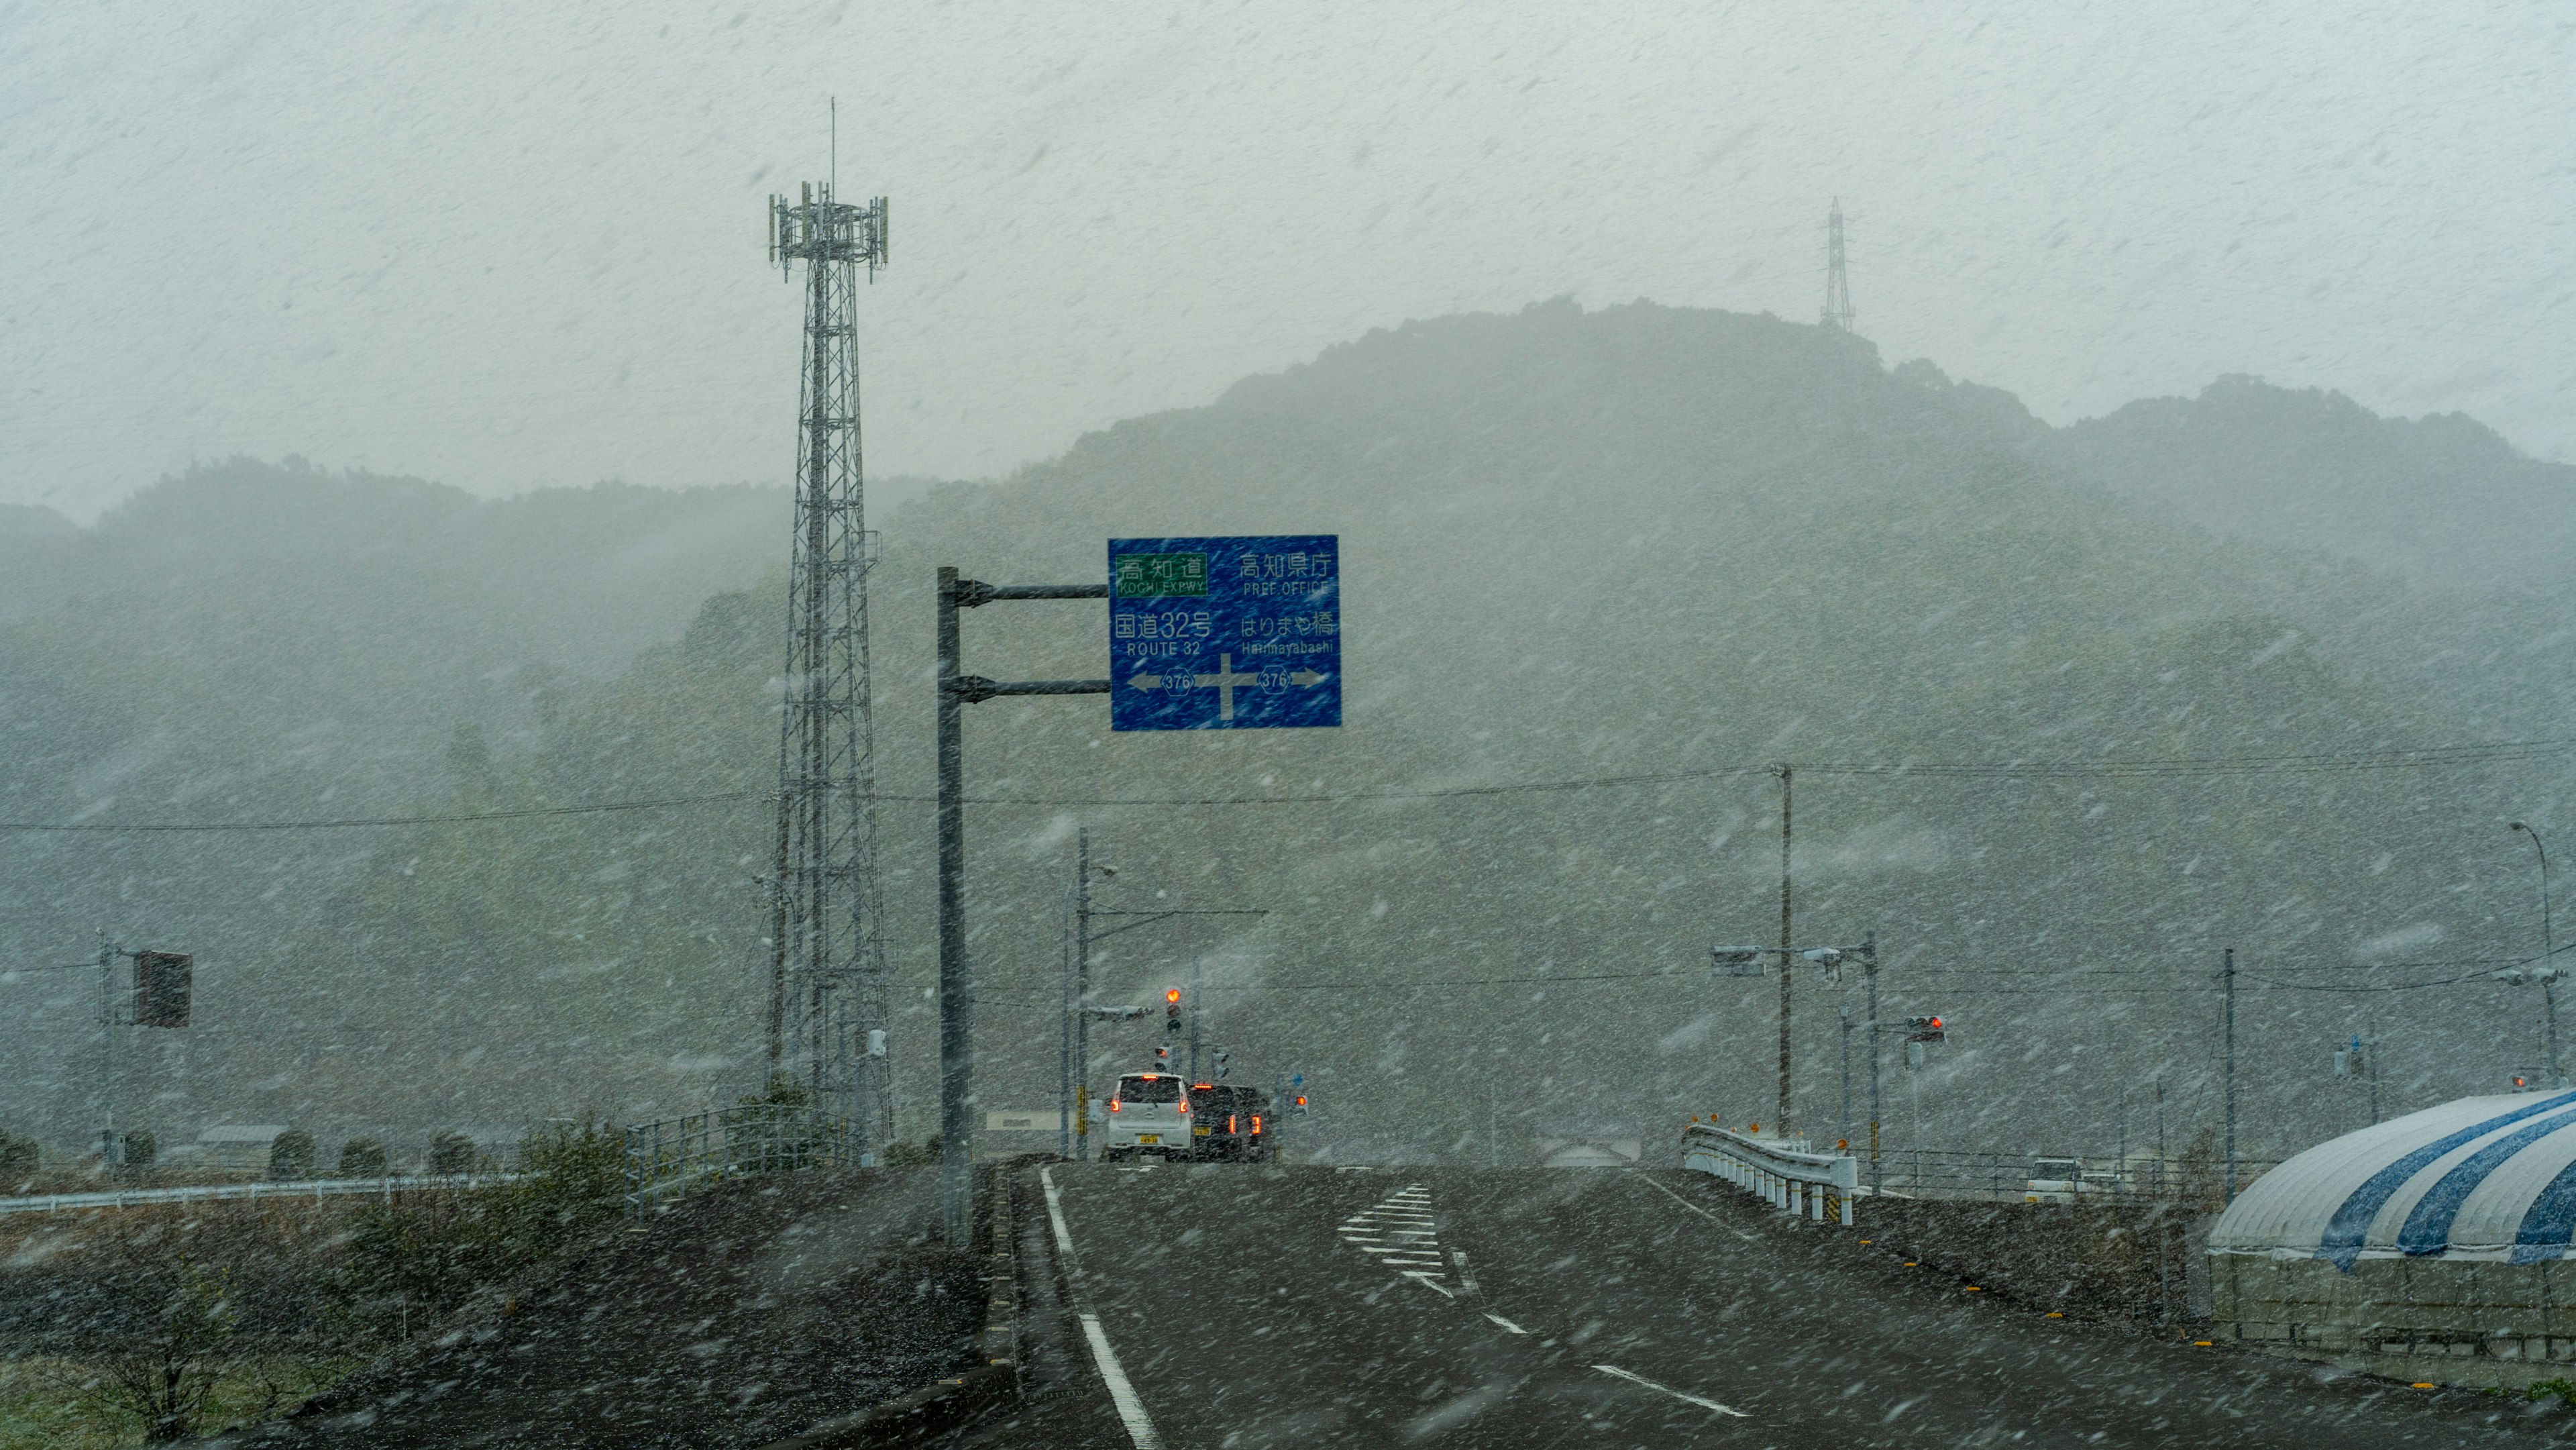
(1063, 832, 1118, 1159)
(2510, 822, 2561, 1087)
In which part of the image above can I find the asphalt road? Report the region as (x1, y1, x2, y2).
(967, 1161, 2576, 1449)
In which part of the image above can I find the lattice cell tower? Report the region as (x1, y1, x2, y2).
(765, 168, 891, 1144)
(1821, 197, 1855, 333)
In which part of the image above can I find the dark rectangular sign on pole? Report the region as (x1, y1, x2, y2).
(133, 951, 191, 1028)
(1109, 535, 1340, 731)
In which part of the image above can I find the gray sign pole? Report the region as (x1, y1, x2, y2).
(935, 568, 1112, 1246)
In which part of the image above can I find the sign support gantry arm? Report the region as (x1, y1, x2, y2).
(934, 569, 1110, 1245)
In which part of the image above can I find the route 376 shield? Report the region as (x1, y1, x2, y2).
(1108, 535, 1340, 731)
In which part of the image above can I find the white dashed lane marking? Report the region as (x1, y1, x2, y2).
(1631, 1168, 1761, 1242)
(1592, 1363, 1751, 1418)
(1336, 1183, 1458, 1296)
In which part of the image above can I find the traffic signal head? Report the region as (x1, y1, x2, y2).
(133, 951, 193, 1029)
(1711, 946, 1764, 978)
(1165, 988, 1183, 1032)
(1155, 1045, 1172, 1067)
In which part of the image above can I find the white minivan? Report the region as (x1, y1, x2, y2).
(1100, 1072, 1192, 1159)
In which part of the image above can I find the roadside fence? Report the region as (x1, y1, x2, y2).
(623, 1104, 860, 1218)
(0, 1174, 511, 1217)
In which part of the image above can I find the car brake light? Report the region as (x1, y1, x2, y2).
(1109, 1100, 1121, 1112)
(1252, 1116, 1261, 1133)
(1228, 1115, 1237, 1133)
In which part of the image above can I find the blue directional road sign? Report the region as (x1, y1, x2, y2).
(1110, 535, 1340, 731)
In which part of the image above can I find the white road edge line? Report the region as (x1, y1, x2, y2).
(1040, 1168, 1165, 1450)
(1592, 1363, 1750, 1418)
(1631, 1168, 1760, 1243)
(1038, 1165, 1079, 1257)
(1484, 1312, 1529, 1335)
(1083, 1313, 1167, 1450)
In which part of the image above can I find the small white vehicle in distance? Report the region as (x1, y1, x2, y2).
(1100, 1072, 1193, 1160)
(2025, 1156, 2123, 1204)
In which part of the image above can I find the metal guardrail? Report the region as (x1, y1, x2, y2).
(1681, 1120, 1860, 1225)
(623, 1104, 859, 1219)
(0, 1174, 513, 1216)
(1858, 1147, 2278, 1206)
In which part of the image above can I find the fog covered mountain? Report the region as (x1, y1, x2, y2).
(5, 303, 2569, 1169)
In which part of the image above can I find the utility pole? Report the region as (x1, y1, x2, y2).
(1058, 874, 1074, 1161)
(2154, 1073, 2168, 1198)
(2512, 823, 2560, 1086)
(1820, 199, 1855, 333)
(1866, 947, 1882, 1196)
(1776, 762, 1793, 1134)
(2223, 947, 2239, 1206)
(1837, 1006, 1854, 1148)
(1189, 949, 1205, 1082)
(1075, 829, 1095, 1159)
(764, 162, 892, 1146)
(97, 937, 118, 1170)
(2367, 1019, 2381, 1125)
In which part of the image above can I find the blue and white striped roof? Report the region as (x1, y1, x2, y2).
(2212, 1091, 2576, 1269)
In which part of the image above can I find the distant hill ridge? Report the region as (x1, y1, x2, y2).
(2046, 373, 2575, 588)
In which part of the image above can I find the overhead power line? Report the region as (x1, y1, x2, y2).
(5, 735, 2567, 835)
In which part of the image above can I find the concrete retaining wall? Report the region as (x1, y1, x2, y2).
(2214, 1253, 2576, 1390)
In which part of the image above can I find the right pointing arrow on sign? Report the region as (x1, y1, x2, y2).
(1289, 669, 1329, 687)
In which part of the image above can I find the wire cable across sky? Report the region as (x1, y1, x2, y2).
(3, 735, 2568, 835)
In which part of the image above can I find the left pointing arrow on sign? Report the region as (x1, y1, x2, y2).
(1128, 672, 1164, 690)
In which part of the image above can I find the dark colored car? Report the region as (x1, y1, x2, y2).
(1187, 1084, 1273, 1161)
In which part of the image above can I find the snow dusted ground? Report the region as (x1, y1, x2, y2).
(219, 1167, 981, 1449)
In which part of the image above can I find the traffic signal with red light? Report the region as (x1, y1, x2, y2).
(1165, 988, 1183, 1033)
(1907, 1016, 1946, 1043)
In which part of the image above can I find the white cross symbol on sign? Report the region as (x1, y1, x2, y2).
(1193, 652, 1257, 721)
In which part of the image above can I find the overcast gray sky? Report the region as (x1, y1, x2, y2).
(5, 1, 2569, 520)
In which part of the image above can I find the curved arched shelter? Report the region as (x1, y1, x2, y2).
(2212, 1090, 2576, 1387)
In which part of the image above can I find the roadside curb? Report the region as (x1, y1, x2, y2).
(752, 1163, 1024, 1450)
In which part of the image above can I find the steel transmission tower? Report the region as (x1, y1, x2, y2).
(765, 172, 891, 1145)
(1821, 198, 1854, 332)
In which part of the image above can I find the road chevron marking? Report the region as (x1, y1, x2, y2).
(1336, 1182, 1458, 1296)
(1592, 1363, 1750, 1418)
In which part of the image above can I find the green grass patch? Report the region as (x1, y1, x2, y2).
(0, 1354, 361, 1449)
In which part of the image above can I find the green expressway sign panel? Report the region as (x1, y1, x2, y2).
(1109, 535, 1340, 731)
